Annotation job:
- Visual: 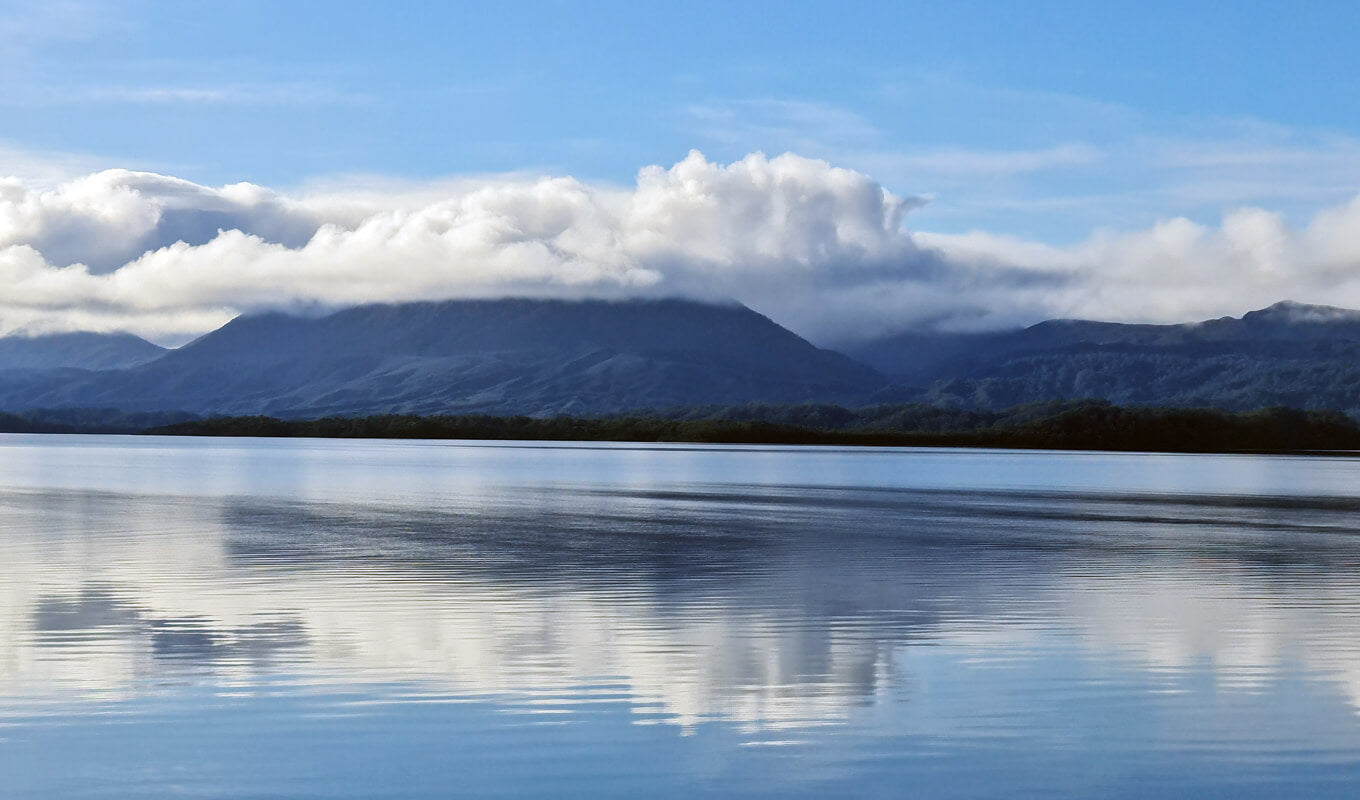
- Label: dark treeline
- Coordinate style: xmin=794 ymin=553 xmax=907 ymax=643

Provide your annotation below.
xmin=0 ymin=408 xmax=196 ymax=434
xmin=131 ymin=401 xmax=1360 ymax=454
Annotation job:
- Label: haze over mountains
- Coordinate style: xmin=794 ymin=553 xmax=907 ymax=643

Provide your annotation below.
xmin=0 ymin=333 xmax=166 ymax=372
xmin=2 ymin=298 xmax=1360 ymax=420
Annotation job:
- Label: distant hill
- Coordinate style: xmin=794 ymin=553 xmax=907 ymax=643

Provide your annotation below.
xmin=0 ymin=299 xmax=884 ymax=417
xmin=0 ymin=332 xmax=166 ymax=372
xmin=847 ymin=301 xmax=1360 ymax=414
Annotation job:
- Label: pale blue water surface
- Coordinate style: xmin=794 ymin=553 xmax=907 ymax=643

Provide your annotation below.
xmin=3 ymin=435 xmax=1360 ymax=798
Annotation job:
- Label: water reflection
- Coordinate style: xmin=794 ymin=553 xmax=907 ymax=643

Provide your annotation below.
xmin=4 ymin=482 xmax=1360 ymax=723
xmin=5 ymin=438 xmax=1360 ymax=796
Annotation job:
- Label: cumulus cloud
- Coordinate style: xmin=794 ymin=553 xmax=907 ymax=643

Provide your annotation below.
xmin=0 ymin=151 xmax=968 ymax=342
xmin=920 ymin=195 xmax=1360 ymax=328
xmin=4 ymin=149 xmax=1360 ymax=345
xmin=0 ymin=170 xmax=321 ymax=271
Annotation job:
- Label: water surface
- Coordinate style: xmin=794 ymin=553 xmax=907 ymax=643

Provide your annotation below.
xmin=3 ymin=435 xmax=1360 ymax=798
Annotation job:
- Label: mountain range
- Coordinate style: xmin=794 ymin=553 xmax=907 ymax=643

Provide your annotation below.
xmin=846 ymin=300 xmax=1360 ymax=415
xmin=2 ymin=298 xmax=1360 ymax=419
xmin=0 ymin=299 xmax=879 ymax=418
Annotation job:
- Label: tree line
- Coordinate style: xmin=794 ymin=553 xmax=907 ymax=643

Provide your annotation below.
xmin=135 ymin=402 xmax=1360 ymax=454
xmin=4 ymin=401 xmax=1357 ymax=454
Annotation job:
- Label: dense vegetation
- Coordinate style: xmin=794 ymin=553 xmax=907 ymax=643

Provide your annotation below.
xmin=125 ymin=401 xmax=1360 ymax=454
xmin=6 ymin=400 xmax=1356 ymax=454
xmin=0 ymin=408 xmax=196 ymax=434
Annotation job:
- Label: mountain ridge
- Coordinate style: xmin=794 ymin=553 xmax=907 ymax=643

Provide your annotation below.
xmin=0 ymin=298 xmax=883 ymax=417
xmin=5 ymin=299 xmax=1360 ymax=419
xmin=848 ymin=300 xmax=1360 ymax=415
xmin=0 ymin=332 xmax=167 ymax=372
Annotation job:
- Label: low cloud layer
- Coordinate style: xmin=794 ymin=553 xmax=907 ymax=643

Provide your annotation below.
xmin=3 ymin=150 xmax=1360 ymax=345
xmin=921 ymin=197 xmax=1360 ymax=329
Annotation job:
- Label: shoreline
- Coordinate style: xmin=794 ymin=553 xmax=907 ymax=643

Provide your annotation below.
xmin=6 ymin=402 xmax=1360 ymax=457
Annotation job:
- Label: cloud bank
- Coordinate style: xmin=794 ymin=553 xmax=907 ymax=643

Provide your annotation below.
xmin=3 ymin=150 xmax=1360 ymax=344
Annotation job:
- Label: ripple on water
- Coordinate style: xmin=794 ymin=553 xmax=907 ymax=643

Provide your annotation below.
xmin=3 ymin=437 xmax=1360 ymax=797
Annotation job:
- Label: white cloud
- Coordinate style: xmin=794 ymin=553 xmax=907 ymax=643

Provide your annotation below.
xmin=5 ymin=149 xmax=1360 ymax=346
xmin=0 ymin=151 xmax=947 ymax=342
xmin=920 ymin=194 xmax=1360 ymax=328
xmin=0 ymin=169 xmax=321 ymax=272
xmin=681 ymin=85 xmax=1360 ymax=245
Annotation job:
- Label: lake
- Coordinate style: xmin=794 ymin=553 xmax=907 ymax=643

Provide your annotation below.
xmin=3 ymin=435 xmax=1360 ymax=798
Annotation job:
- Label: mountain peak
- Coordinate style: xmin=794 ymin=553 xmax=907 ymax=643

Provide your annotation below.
xmin=0 ymin=331 xmax=167 ymax=371
xmin=1243 ymin=300 xmax=1360 ymax=325
xmin=0 ymin=297 xmax=883 ymax=417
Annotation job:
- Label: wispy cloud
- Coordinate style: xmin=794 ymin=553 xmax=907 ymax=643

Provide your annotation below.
xmin=0 ymin=3 xmax=364 ymax=112
xmin=3 ymin=82 xmax=373 ymax=108
xmin=688 ymin=99 xmax=1102 ymax=176
xmin=0 ymin=0 xmax=119 ymax=51
xmin=680 ymin=76 xmax=1360 ymax=242
xmin=861 ymin=143 xmax=1104 ymax=178
xmin=686 ymin=99 xmax=883 ymax=150
xmin=0 ymin=140 xmax=130 ymax=185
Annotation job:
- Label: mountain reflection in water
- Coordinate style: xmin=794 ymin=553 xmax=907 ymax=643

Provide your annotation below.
xmin=4 ymin=436 xmax=1360 ymax=798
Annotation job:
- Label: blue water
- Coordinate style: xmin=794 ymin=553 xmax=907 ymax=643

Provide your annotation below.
xmin=3 ymin=435 xmax=1360 ymax=798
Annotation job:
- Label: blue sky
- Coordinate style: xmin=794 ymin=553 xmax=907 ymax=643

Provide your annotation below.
xmin=6 ymin=0 xmax=1360 ymax=341
xmin=7 ymin=0 xmax=1360 ymax=241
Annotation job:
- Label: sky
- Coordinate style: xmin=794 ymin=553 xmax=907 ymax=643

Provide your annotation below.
xmin=5 ymin=0 xmax=1360 ymax=344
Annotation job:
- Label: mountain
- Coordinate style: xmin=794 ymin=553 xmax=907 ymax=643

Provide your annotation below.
xmin=0 ymin=299 xmax=884 ymax=417
xmin=11 ymin=299 xmax=1360 ymax=421
xmin=847 ymin=301 xmax=1360 ymax=414
xmin=0 ymin=332 xmax=166 ymax=372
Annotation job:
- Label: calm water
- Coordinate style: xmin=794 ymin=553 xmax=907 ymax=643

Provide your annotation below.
xmin=4 ymin=436 xmax=1360 ymax=798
